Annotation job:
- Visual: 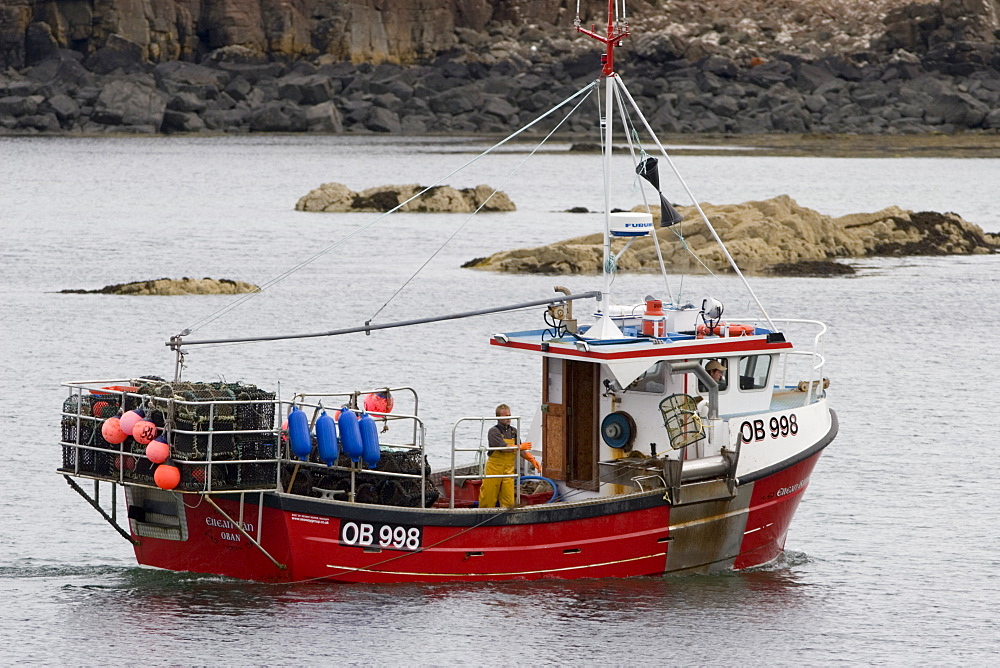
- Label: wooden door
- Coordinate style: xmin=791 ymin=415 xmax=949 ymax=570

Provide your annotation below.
xmin=542 ymin=357 xmax=566 ymax=480
xmin=542 ymin=357 xmax=599 ymax=490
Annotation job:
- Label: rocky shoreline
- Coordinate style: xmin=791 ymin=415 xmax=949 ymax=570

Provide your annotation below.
xmin=462 ymin=196 xmax=1000 ymax=276
xmin=2 ymin=0 xmax=1000 ymax=137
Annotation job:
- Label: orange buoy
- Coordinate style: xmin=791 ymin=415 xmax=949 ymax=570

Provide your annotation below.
xmin=132 ymin=420 xmax=158 ymax=445
xmin=154 ymin=462 xmax=181 ymax=490
xmin=92 ymin=401 xmax=112 ymax=419
xmin=101 ymin=417 xmax=129 ymax=444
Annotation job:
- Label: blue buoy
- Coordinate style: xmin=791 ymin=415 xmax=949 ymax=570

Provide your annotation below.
xmin=359 ymin=412 xmax=380 ymax=469
xmin=315 ymin=411 xmax=338 ymax=466
xmin=338 ymin=407 xmax=363 ymax=463
xmin=287 ymin=407 xmax=312 ymax=461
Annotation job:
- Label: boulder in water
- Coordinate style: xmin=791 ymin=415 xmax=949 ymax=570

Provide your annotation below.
xmin=295 ymin=183 xmax=515 ymax=213
xmin=60 ymin=277 xmax=260 ymax=295
xmin=465 ymin=195 xmax=998 ymax=275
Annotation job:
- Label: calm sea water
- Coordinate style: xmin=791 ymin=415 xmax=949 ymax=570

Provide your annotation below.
xmin=1 ymin=135 xmax=998 ymax=664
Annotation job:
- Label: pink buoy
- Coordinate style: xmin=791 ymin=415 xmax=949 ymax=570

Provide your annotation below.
xmin=145 ymin=436 xmax=170 ymax=464
xmin=132 ymin=420 xmax=158 ymax=445
xmin=154 ymin=462 xmax=181 ymax=490
xmin=101 ymin=417 xmax=129 ymax=444
xmin=119 ymin=409 xmax=145 ymax=436
xmin=363 ymin=392 xmax=394 ymax=414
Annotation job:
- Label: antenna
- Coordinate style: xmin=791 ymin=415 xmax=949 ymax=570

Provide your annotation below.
xmin=575 ymin=0 xmax=629 ymax=77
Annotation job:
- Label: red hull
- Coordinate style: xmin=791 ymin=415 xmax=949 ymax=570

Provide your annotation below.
xmin=131 ymin=452 xmax=823 ymax=583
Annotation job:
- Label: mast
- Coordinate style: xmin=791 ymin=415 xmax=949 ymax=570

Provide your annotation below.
xmin=576 ymin=1 xmax=629 ymax=327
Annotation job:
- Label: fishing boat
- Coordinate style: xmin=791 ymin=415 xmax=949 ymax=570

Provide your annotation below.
xmin=58 ymin=2 xmax=836 ymax=583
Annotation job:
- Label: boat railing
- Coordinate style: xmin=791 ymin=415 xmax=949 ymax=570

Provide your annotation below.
xmin=290 ymin=386 xmax=420 ymax=452
xmin=448 ymin=415 xmax=524 ymax=509
xmin=768 ymin=319 xmax=829 ymax=403
xmin=277 ymin=396 xmax=432 ymax=507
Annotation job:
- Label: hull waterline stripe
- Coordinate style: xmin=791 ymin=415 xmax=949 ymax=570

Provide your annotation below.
xmin=324 ymin=551 xmax=666 ymax=578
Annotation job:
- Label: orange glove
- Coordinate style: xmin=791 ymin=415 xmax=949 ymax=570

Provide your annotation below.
xmin=523 ymin=452 xmax=542 ymax=473
xmin=519 ymin=441 xmax=533 ymax=451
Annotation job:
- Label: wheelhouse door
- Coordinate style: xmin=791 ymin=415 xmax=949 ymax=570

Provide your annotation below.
xmin=542 ymin=357 xmax=599 ymax=491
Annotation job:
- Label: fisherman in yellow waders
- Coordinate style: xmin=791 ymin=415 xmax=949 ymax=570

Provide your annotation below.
xmin=479 ymin=404 xmax=542 ymax=508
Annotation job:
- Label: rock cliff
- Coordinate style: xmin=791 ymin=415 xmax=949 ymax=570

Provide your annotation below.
xmin=0 ymin=0 xmax=616 ymax=70
xmin=463 ymin=196 xmax=999 ymax=275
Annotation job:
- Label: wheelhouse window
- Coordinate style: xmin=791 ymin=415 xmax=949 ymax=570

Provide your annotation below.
xmin=698 ymin=359 xmax=728 ymax=393
xmin=626 ymin=361 xmax=667 ymax=394
xmin=738 ymin=354 xmax=773 ymax=391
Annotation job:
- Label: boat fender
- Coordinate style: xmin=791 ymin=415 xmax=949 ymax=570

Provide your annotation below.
xmin=359 ymin=412 xmax=381 ymax=468
xmin=101 ymin=414 xmax=129 ymax=445
xmin=315 ymin=411 xmax=339 ymax=466
xmin=145 ymin=435 xmax=170 ymax=464
xmin=338 ymin=407 xmax=364 ymax=463
xmin=696 ymin=323 xmax=754 ymax=338
xmin=119 ymin=409 xmax=145 ymax=436
xmin=287 ymin=407 xmax=312 ymax=461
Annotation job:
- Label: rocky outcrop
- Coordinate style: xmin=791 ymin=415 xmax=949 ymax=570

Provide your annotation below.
xmin=61 ymin=277 xmax=260 ymax=295
xmin=295 ymin=182 xmax=516 ymax=213
xmin=463 ymin=196 xmax=998 ymax=275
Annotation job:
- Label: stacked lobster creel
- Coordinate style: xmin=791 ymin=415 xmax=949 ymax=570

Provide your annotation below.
xmin=66 ymin=381 xmax=278 ymax=492
xmin=135 ymin=381 xmax=278 ymax=491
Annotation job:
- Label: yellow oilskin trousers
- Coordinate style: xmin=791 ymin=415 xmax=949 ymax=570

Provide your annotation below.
xmin=479 ymin=444 xmax=517 ymax=508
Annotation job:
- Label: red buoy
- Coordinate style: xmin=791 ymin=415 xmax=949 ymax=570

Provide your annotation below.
xmin=154 ymin=462 xmax=181 ymax=490
xmin=364 ymin=392 xmax=394 ymax=414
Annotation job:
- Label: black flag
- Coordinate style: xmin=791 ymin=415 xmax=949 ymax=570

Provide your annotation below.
xmin=636 ymin=157 xmax=683 ymax=227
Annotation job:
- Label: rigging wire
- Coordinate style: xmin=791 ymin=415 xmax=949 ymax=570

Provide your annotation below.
xmin=610 ymin=80 xmax=673 ymax=302
xmin=178 ymin=80 xmax=599 ymax=338
xmin=367 ymin=86 xmax=597 ymax=325
xmin=613 ymin=76 xmax=777 ymax=330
